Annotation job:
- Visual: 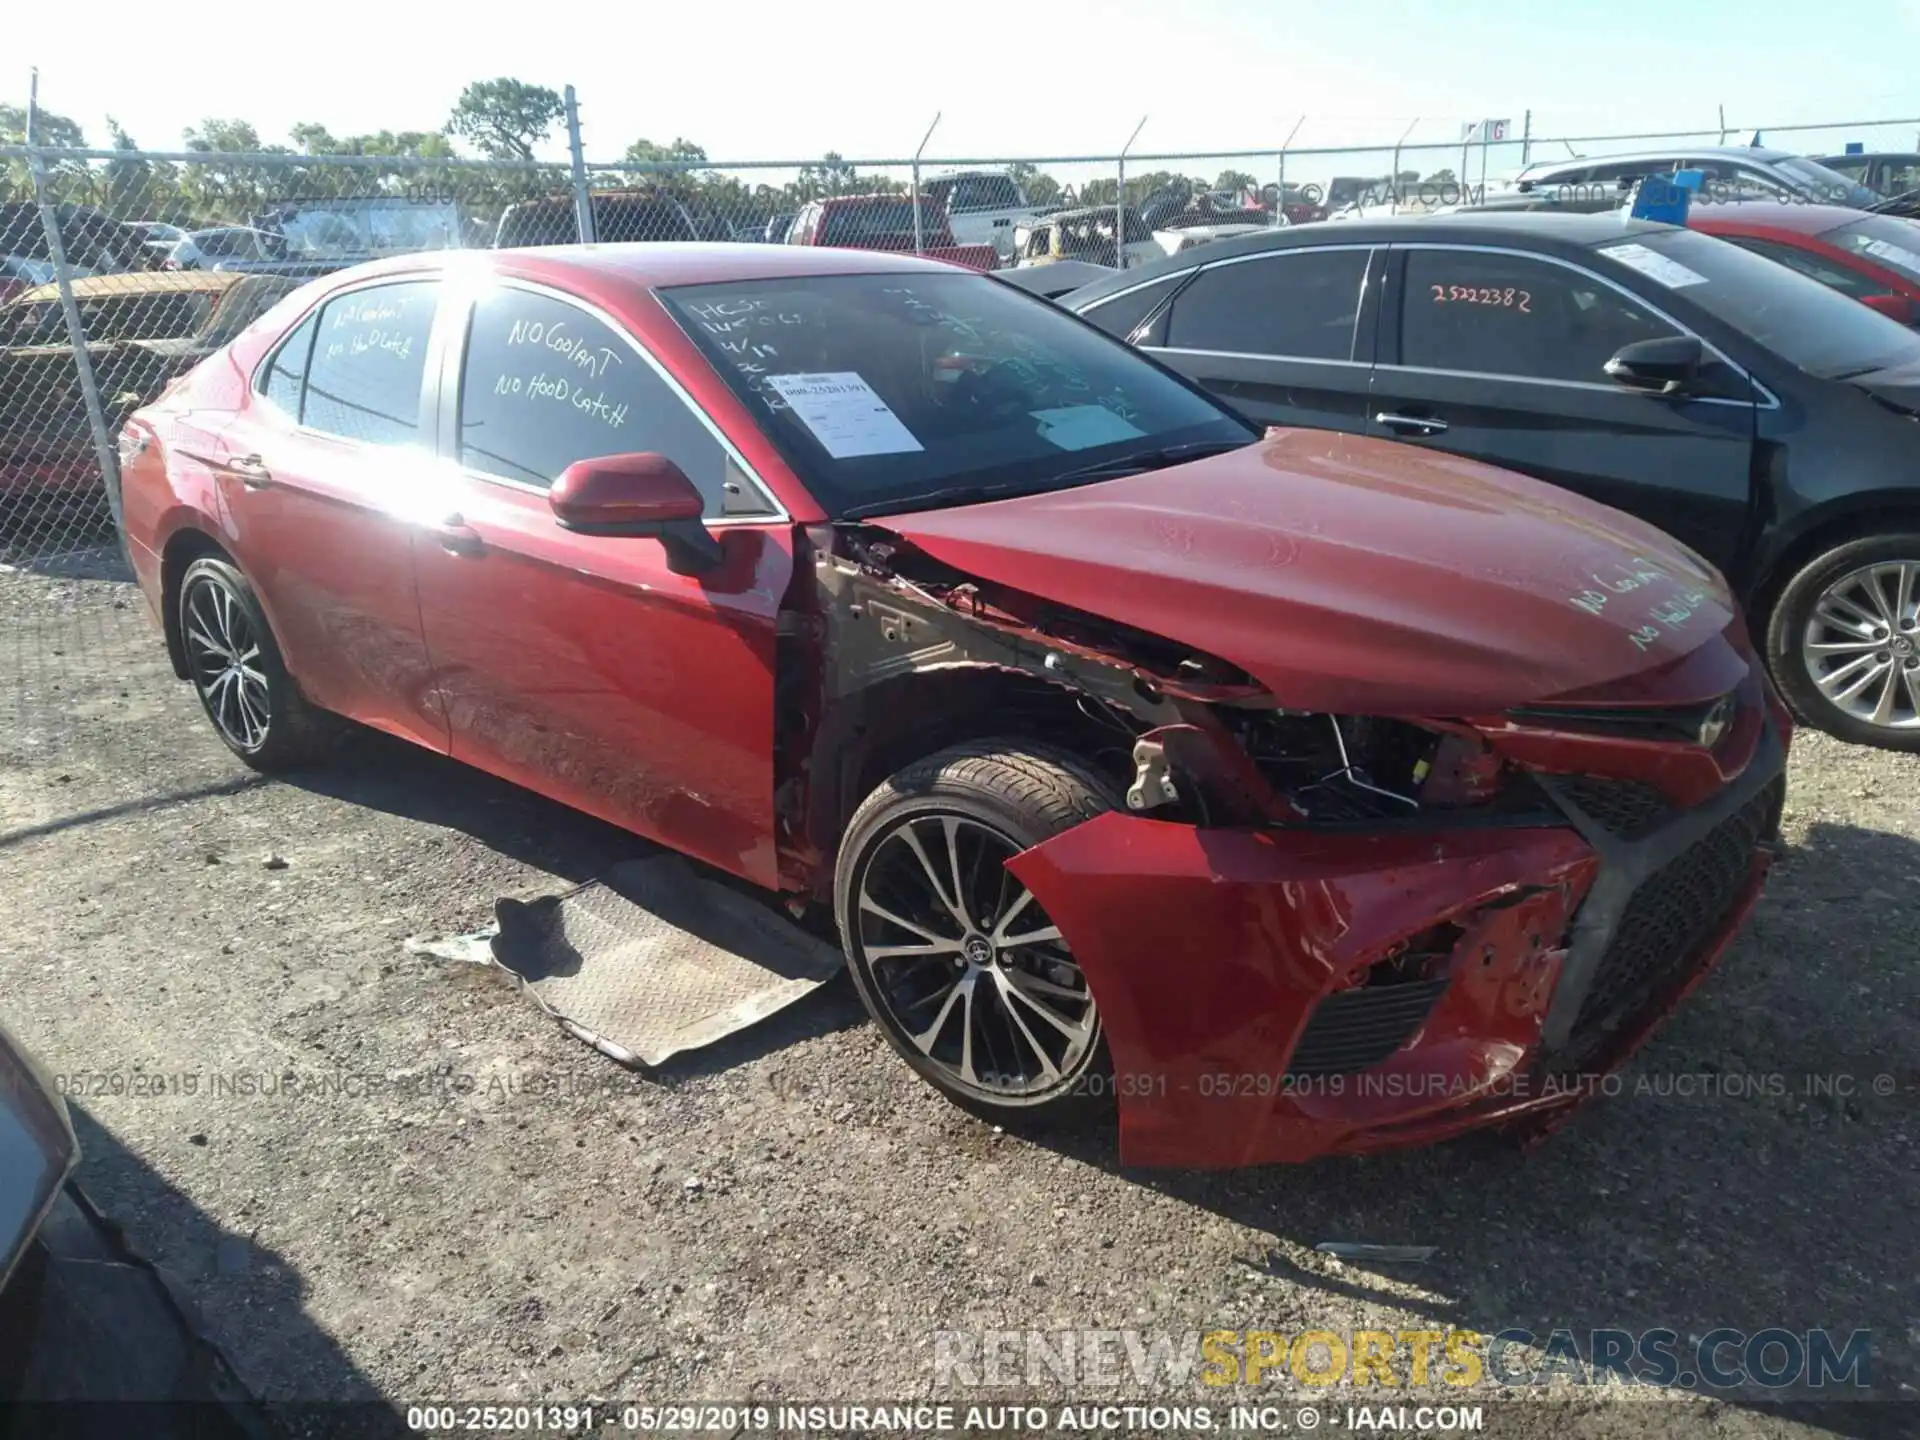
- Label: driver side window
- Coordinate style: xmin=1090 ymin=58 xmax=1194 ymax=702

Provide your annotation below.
xmin=456 ymin=287 xmax=774 ymax=518
xmin=1400 ymin=250 xmax=1679 ymax=384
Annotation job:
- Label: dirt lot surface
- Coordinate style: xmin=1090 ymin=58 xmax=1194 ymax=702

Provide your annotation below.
xmin=2 ymin=554 xmax=1915 ymax=1440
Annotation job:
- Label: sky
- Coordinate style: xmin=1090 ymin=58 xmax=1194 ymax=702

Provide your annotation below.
xmin=13 ymin=0 xmax=1920 ymax=188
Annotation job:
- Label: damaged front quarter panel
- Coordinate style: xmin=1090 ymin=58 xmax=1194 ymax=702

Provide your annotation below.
xmin=778 ymin=524 xmax=1288 ymax=892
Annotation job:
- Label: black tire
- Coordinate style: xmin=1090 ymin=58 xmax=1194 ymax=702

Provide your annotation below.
xmin=177 ymin=556 xmax=336 ymax=772
xmin=1764 ymin=530 xmax=1920 ymax=752
xmin=834 ymin=740 xmax=1121 ymax=1131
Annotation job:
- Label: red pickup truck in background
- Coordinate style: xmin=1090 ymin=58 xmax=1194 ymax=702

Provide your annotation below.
xmin=784 ymin=195 xmax=1000 ymax=271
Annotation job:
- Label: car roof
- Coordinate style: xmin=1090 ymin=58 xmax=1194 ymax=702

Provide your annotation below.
xmin=324 ymin=242 xmax=976 ymax=291
xmin=1521 ymin=145 xmax=1804 ymax=174
xmin=1686 ymin=201 xmax=1863 ymax=236
xmin=1817 ymin=151 xmax=1920 ymax=162
xmin=1060 ymin=211 xmax=1679 ymax=306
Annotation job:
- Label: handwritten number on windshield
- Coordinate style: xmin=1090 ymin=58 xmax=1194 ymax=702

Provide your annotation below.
xmin=1430 ymin=284 xmax=1531 ymax=313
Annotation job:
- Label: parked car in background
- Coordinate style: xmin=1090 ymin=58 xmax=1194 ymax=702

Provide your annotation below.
xmin=253 ymin=196 xmax=463 ymax=264
xmin=1065 ymin=213 xmax=1920 ymax=749
xmin=1687 ymin=202 xmax=1920 ymax=326
xmin=785 ymin=196 xmax=998 ymax=270
xmin=1497 ymin=146 xmax=1880 ymax=210
xmin=494 ymin=189 xmax=701 ymax=248
xmin=1011 ymin=206 xmax=1160 ymax=269
xmin=762 ymin=213 xmax=797 ymax=244
xmin=1151 ymin=219 xmax=1275 ymax=257
xmin=117 ymin=243 xmax=1786 ymax=1167
xmin=1817 ymin=151 xmax=1920 ymax=200
xmin=130 ymin=221 xmax=188 ymax=265
xmin=0 ymin=255 xmax=60 ymax=307
xmin=1269 ymin=182 xmax=1330 ymax=225
xmin=165 ymin=226 xmax=342 ymax=279
xmin=1 ymin=270 xmax=298 ymax=507
xmin=0 ymin=203 xmax=159 ymax=276
xmin=918 ymin=170 xmax=1045 ymax=265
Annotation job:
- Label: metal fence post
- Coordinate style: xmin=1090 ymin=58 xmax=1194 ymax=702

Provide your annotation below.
xmin=1277 ymin=115 xmax=1304 ymax=224
xmin=564 ymin=86 xmax=595 ymax=244
xmin=911 ymin=112 xmax=940 ymax=257
xmin=28 ymin=149 xmax=126 ymax=542
xmin=1117 ymin=116 xmax=1147 ymax=270
xmin=1521 ymin=109 xmax=1532 ymax=167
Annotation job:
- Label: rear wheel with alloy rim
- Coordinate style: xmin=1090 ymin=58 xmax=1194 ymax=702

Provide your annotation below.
xmin=1768 ymin=533 xmax=1920 ymax=752
xmin=178 ymin=556 xmax=336 ymax=771
xmin=834 ymin=742 xmax=1118 ymax=1128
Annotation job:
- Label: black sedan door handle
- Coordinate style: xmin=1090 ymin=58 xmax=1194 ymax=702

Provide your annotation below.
xmin=1374 ymin=412 xmax=1449 ymax=437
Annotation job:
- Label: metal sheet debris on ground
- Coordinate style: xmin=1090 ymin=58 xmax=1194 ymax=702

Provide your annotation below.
xmin=405 ymin=856 xmax=844 ymax=1067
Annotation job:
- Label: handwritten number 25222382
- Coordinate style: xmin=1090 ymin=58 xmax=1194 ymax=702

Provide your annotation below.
xmin=1431 ymin=284 xmax=1531 ymax=313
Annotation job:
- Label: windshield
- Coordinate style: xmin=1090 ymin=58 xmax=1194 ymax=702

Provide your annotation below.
xmin=662 ymin=271 xmax=1255 ymax=519
xmin=1769 ymin=155 xmax=1880 ymax=208
xmin=1821 ymin=215 xmax=1920 ymax=286
xmin=270 ymin=203 xmax=461 ymax=258
xmin=1629 ymin=229 xmax=1920 ymax=378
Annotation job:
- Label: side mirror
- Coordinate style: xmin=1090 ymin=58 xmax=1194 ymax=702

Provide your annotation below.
xmin=548 ymin=452 xmax=722 ymax=574
xmin=1860 ymin=292 xmax=1919 ymax=326
xmin=1604 ymin=335 xmax=1705 ymax=395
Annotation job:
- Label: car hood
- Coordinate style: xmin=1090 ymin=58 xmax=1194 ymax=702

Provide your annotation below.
xmin=875 ymin=429 xmax=1740 ymax=714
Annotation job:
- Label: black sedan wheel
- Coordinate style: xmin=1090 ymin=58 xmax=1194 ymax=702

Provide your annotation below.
xmin=834 ymin=742 xmax=1119 ymax=1128
xmin=1768 ymin=532 xmax=1920 ymax=751
xmin=178 ymin=556 xmax=335 ymax=771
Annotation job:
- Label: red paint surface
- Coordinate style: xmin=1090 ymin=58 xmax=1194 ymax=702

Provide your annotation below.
xmin=880 ymin=427 xmax=1740 ymax=714
xmin=1689 ymin=202 xmax=1920 ymax=308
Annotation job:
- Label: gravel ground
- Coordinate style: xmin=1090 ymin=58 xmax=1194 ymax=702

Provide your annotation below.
xmin=1 ymin=553 xmax=1915 ymax=1440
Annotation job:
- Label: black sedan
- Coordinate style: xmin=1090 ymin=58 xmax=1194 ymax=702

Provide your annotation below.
xmin=1064 ymin=213 xmax=1920 ymax=751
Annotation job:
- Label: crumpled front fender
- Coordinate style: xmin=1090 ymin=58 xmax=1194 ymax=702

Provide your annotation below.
xmin=1005 ymin=816 xmax=1598 ymax=1168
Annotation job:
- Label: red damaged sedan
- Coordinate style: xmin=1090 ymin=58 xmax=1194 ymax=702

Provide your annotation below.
xmin=117 ymin=245 xmax=1789 ymax=1169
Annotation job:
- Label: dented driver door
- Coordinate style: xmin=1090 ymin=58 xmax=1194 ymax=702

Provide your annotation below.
xmin=410 ymin=281 xmax=793 ymax=889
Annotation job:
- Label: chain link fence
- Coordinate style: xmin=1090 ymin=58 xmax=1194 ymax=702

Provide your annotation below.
xmin=3 ymin=107 xmax=1919 ymax=751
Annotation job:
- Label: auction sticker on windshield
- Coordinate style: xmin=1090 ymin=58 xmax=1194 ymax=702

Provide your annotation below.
xmin=1030 ymin=405 xmax=1145 ymax=451
xmin=1600 ymin=243 xmax=1708 ymax=289
xmin=763 ymin=372 xmax=924 ymax=459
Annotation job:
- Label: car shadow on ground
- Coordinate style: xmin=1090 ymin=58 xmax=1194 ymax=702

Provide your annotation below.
xmin=9 ymin=1105 xmax=406 ymax=1439
xmin=1028 ymin=818 xmax=1920 ymax=1439
xmin=285 ymin=727 xmax=871 ymax=1077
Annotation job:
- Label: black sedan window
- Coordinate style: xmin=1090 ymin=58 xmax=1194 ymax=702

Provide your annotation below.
xmin=1626 ymin=229 xmax=1920 ymax=378
xmin=1399 ymin=249 xmax=1676 ymax=384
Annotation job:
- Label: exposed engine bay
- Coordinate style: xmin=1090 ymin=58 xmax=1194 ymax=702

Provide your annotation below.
xmin=790 ymin=524 xmax=1540 ymax=872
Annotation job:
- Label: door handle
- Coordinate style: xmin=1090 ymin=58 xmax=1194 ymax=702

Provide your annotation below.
xmin=429 ymin=513 xmax=484 ymax=557
xmin=226 ymin=453 xmax=276 ymax=490
xmin=1373 ymin=412 xmax=1449 ymax=437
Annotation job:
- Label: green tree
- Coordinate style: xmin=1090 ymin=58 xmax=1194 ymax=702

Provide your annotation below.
xmin=1 ymin=101 xmax=85 ymax=148
xmin=447 ymin=78 xmax=563 ymax=161
xmin=1006 ymin=161 xmax=1063 ymax=207
xmin=1214 ymin=168 xmax=1258 ymax=195
xmin=104 ymin=116 xmax=180 ymax=222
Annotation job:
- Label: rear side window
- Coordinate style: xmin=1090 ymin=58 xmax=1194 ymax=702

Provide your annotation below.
xmin=1164 ymin=249 xmax=1369 ymax=360
xmin=1399 ymin=249 xmax=1675 ymax=384
xmin=456 ymin=286 xmax=765 ymax=515
xmin=302 ymin=281 xmax=438 ymax=445
xmin=261 ymin=310 xmax=318 ymax=413
xmin=1078 ymin=274 xmax=1183 ymax=341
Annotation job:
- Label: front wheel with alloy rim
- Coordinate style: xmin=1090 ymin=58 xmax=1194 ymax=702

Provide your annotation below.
xmin=834 ymin=742 xmax=1119 ymax=1129
xmin=1767 ymin=532 xmax=1920 ymax=752
xmin=178 ymin=556 xmax=336 ymax=771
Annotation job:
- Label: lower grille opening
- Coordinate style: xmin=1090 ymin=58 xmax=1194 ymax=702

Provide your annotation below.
xmin=1559 ymin=775 xmax=1784 ymax=1067
xmin=1554 ymin=776 xmax=1672 ymax=839
xmin=1285 ymin=979 xmax=1450 ymax=1079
